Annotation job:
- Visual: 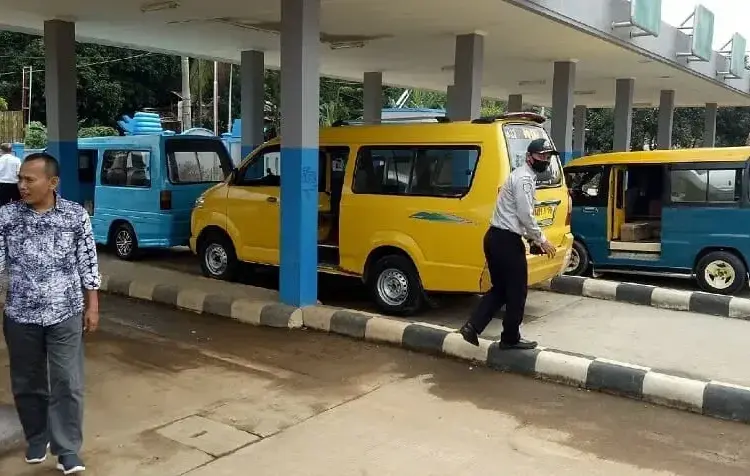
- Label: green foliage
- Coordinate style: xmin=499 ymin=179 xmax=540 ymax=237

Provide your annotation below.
xmin=78 ymin=126 xmax=118 ymax=138
xmin=0 ymin=97 xmax=7 ymax=111
xmin=24 ymin=121 xmax=47 ymax=149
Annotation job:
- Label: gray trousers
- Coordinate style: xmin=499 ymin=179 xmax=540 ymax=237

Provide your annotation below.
xmin=3 ymin=314 xmax=84 ymax=456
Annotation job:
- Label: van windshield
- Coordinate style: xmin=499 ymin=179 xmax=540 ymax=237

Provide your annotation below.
xmin=502 ymin=123 xmax=563 ymax=189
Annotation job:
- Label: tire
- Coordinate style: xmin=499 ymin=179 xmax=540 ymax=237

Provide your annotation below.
xmin=112 ymin=223 xmax=139 ymax=260
xmin=565 ymin=240 xmax=591 ymax=276
xmin=695 ymin=251 xmax=748 ymax=295
xmin=199 ymin=234 xmax=238 ymax=281
xmin=367 ymin=254 xmax=425 ymax=316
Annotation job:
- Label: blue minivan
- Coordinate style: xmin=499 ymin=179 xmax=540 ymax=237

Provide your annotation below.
xmin=564 ymin=147 xmax=750 ymax=295
xmin=78 ymin=134 xmax=233 ymax=259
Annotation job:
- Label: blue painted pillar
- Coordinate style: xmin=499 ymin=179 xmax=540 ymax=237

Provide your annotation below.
xmin=44 ymin=20 xmax=79 ymax=203
xmin=551 ymin=61 xmax=576 ymax=165
xmin=451 ymin=34 xmax=484 ymax=187
xmin=279 ymin=0 xmax=320 ymax=307
xmin=241 ymin=50 xmax=265 ymax=177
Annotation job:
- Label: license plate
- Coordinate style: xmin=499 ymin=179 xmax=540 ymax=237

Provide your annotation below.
xmin=534 ymin=205 xmax=556 ymax=227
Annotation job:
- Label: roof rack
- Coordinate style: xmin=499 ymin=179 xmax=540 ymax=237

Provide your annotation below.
xmin=471 ymin=111 xmax=547 ymax=125
xmin=331 ymin=116 xmax=451 ymax=127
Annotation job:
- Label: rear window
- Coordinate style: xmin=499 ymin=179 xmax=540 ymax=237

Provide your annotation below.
xmin=502 ymin=123 xmax=563 ymax=189
xmin=165 ymin=138 xmax=232 ymax=184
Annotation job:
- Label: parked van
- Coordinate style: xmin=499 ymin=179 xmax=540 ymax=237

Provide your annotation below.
xmin=564 ymin=147 xmax=750 ymax=294
xmin=190 ymin=112 xmax=574 ymax=315
xmin=79 ymin=134 xmax=233 ymax=259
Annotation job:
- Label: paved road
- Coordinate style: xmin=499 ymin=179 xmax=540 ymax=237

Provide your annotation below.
xmin=1 ymin=294 xmax=749 ymax=475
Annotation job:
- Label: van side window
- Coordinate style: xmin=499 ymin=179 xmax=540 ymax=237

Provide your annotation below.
xmin=565 ymin=166 xmax=608 ymax=207
xmin=100 ymin=150 xmax=151 ymax=188
xmin=238 ymin=146 xmax=330 ymax=191
xmin=352 ymin=146 xmax=480 ymax=197
xmin=670 ymin=168 xmax=743 ymax=204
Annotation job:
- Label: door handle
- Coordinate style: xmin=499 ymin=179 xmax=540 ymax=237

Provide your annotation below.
xmin=582 ymin=207 xmax=598 ymax=214
xmin=266 ymin=196 xmax=278 ymax=204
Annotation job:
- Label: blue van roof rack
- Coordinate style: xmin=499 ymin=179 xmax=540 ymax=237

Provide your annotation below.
xmin=331 ymin=116 xmax=451 ymax=127
xmin=472 ymin=112 xmax=547 ymax=124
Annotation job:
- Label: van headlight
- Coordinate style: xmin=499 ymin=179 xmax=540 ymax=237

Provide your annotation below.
xmin=195 ymin=196 xmax=205 ymax=208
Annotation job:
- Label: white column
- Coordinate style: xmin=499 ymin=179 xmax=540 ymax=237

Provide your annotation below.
xmin=452 ymin=33 xmax=484 ymax=120
xmin=613 ymin=78 xmax=635 ymax=152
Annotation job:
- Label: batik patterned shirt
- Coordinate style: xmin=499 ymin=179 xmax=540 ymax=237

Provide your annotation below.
xmin=0 ymin=197 xmax=101 ymax=326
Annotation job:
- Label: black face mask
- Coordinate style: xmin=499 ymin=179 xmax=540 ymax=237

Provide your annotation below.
xmin=530 ymin=159 xmax=550 ymax=174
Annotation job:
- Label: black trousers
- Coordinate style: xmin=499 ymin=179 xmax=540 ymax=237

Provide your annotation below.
xmin=0 ymin=182 xmax=19 ymax=206
xmin=468 ymin=227 xmax=528 ymax=344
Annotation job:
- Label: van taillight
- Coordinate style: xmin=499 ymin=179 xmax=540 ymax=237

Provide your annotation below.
xmin=565 ymin=194 xmax=572 ymax=226
xmin=160 ymin=190 xmax=172 ymax=210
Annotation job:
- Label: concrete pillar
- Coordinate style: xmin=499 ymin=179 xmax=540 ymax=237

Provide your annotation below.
xmin=704 ymin=102 xmax=718 ymax=148
xmin=446 ymin=85 xmax=456 ymax=119
xmin=44 ymin=20 xmax=78 ymax=203
xmin=363 ymin=72 xmax=382 ymax=124
xmin=573 ymin=105 xmax=587 ymax=159
xmin=551 ymin=61 xmax=576 ymax=164
xmin=452 ymin=33 xmax=484 ymax=120
xmin=657 ymin=90 xmax=675 ymax=150
xmin=507 ymin=94 xmax=523 ymax=113
xmin=280 ymin=0 xmax=320 ymax=307
xmin=613 ymin=78 xmax=635 ymax=152
xmin=241 ymin=50 xmax=265 ymax=159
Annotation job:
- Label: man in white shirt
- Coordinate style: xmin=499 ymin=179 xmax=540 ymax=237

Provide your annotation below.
xmin=0 ymin=143 xmax=21 ymax=205
xmin=459 ymin=138 xmax=557 ymax=350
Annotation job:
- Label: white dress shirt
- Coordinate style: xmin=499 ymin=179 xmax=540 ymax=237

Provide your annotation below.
xmin=0 ymin=153 xmax=21 ymax=184
xmin=490 ymin=162 xmax=547 ymax=245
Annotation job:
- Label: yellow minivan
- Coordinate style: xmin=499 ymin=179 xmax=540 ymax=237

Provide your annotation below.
xmin=190 ymin=112 xmax=574 ymax=315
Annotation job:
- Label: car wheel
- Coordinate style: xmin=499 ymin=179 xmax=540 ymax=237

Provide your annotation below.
xmin=199 ymin=234 xmax=238 ymax=281
xmin=113 ymin=223 xmax=138 ymax=260
xmin=696 ymin=251 xmax=748 ymax=295
xmin=565 ymin=240 xmax=591 ymax=276
xmin=367 ymin=254 xmax=425 ymax=316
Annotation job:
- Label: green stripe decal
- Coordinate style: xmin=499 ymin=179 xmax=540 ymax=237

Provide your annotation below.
xmin=409 ymin=211 xmax=473 ymax=224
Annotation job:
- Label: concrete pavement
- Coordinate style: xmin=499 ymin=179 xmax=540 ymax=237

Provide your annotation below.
xmin=2 ymin=294 xmax=750 ymax=475
xmin=93 ymin=251 xmax=750 ymax=423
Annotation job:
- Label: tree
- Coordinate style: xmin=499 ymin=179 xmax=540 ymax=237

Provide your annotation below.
xmin=24 ymin=121 xmax=46 ymax=148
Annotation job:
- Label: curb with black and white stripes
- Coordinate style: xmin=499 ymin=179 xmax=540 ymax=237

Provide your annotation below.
xmin=535 ymin=275 xmax=750 ymax=319
xmin=93 ymin=273 xmax=750 ymax=426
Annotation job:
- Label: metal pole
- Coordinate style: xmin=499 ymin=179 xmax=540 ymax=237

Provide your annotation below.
xmin=180 ymin=56 xmax=192 ymax=130
xmin=213 ymin=61 xmax=219 ymax=135
xmin=227 ymin=63 xmax=233 ymax=133
xmin=28 ymin=67 xmax=33 ymax=126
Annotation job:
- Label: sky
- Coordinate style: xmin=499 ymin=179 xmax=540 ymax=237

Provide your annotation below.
xmin=661 ymin=0 xmax=750 ymax=49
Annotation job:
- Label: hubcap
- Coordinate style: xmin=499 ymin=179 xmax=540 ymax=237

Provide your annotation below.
xmin=376 ymin=268 xmax=410 ymax=307
xmin=566 ymin=247 xmax=581 ymax=274
xmin=115 ymin=230 xmax=133 ymax=257
xmin=205 ymin=243 xmax=228 ymax=276
xmin=704 ymin=260 xmax=736 ymax=291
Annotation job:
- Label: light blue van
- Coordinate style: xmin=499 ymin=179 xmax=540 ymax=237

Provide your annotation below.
xmin=78 ymin=133 xmax=233 ymax=259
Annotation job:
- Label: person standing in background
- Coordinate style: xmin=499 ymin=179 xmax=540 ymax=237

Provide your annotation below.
xmin=0 ymin=143 xmax=21 ymax=205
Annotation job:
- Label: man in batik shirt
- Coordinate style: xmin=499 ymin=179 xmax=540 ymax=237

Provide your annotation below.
xmin=0 ymin=152 xmax=100 ymax=474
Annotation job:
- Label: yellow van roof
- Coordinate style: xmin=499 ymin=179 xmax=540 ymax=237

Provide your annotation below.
xmin=567 ymin=147 xmax=750 ymax=167
xmin=263 ymin=117 xmax=548 ymax=146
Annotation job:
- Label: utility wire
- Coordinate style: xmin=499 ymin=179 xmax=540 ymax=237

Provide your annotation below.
xmin=0 ymin=52 xmax=155 ymax=77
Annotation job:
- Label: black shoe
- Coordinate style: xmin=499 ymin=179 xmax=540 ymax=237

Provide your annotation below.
xmin=498 ymin=339 xmax=538 ymax=350
xmin=25 ymin=442 xmax=49 ymax=464
xmin=458 ymin=323 xmax=479 ymax=346
xmin=57 ymin=454 xmax=86 ymax=474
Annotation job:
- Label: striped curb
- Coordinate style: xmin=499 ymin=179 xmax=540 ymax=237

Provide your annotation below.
xmin=0 ymin=404 xmax=23 ymax=456
xmin=535 ymin=275 xmax=750 ymax=320
xmin=99 ymin=273 xmax=750 ymax=425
